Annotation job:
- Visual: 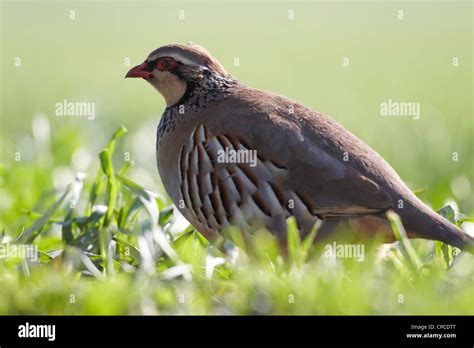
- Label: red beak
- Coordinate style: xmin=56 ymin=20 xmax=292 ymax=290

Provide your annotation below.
xmin=125 ymin=62 xmax=153 ymax=79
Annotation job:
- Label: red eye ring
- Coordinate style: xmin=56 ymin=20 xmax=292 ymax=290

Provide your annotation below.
xmin=156 ymin=57 xmax=177 ymax=71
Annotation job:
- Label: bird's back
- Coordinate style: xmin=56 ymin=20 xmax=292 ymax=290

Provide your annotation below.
xmin=156 ymin=83 xmax=406 ymax=240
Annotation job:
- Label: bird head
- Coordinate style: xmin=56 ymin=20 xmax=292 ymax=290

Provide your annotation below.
xmin=126 ymin=43 xmax=232 ymax=107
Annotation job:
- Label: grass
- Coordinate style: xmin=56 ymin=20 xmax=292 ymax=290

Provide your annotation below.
xmin=0 ymin=126 xmax=473 ymax=315
xmin=0 ymin=0 xmax=473 ymax=315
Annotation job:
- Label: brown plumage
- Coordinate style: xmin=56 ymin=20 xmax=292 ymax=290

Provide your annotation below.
xmin=126 ymin=43 xmax=474 ymax=252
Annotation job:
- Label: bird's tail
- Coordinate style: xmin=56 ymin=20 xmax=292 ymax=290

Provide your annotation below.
xmin=399 ymin=199 xmax=474 ymax=253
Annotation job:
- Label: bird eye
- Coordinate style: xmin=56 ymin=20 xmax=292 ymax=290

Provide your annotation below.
xmin=157 ymin=57 xmax=177 ymax=71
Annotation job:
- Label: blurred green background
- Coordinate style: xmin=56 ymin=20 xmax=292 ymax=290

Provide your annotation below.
xmin=0 ymin=1 xmax=473 ymax=315
xmin=2 ymin=1 xmax=473 ymax=224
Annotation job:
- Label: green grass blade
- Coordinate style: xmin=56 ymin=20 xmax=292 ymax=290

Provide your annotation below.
xmin=99 ymin=149 xmax=117 ymax=226
xmin=85 ymin=168 xmax=103 ymax=216
xmin=18 ymin=185 xmax=71 ymax=244
xmin=438 ymin=205 xmax=456 ymax=224
xmin=62 ymin=211 xmax=74 ymax=244
xmin=301 ymin=220 xmax=321 ymax=262
xmin=286 ymin=216 xmax=301 ymax=264
xmin=386 ymin=210 xmax=422 ymax=271
xmin=106 ymin=125 xmax=128 ymax=156
xmin=98 ymin=227 xmax=113 ymax=275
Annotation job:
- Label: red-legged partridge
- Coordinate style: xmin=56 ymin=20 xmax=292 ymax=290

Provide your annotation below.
xmin=126 ymin=43 xmax=473 ymax=251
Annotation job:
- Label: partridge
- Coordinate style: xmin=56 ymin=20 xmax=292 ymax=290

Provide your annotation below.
xmin=126 ymin=43 xmax=474 ymax=251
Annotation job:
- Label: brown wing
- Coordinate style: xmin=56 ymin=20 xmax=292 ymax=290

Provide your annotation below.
xmin=171 ymin=84 xmax=401 ymax=241
xmin=177 ymin=117 xmax=392 ymax=240
xmin=200 ymin=108 xmax=393 ymax=216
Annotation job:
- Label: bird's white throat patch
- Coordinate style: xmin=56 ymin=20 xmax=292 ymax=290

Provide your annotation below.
xmin=149 ymin=70 xmax=187 ymax=107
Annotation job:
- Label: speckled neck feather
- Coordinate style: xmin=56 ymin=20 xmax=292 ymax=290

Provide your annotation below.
xmin=156 ymin=71 xmax=237 ymax=147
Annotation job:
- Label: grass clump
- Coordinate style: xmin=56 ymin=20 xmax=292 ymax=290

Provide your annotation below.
xmin=0 ymin=127 xmax=473 ymax=315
